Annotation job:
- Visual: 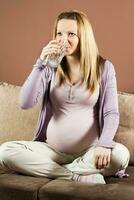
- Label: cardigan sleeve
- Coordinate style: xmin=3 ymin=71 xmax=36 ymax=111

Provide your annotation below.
xmin=96 ymin=60 xmax=119 ymax=148
xmin=19 ymin=58 xmax=52 ymax=109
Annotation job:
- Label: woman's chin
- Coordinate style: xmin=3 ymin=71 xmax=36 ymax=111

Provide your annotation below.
xmin=64 ymin=50 xmax=74 ymax=56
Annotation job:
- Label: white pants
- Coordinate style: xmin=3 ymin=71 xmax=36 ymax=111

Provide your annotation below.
xmin=0 ymin=141 xmax=130 ymax=179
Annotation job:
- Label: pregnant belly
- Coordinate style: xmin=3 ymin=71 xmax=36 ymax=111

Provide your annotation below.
xmin=46 ymin=112 xmax=99 ymax=154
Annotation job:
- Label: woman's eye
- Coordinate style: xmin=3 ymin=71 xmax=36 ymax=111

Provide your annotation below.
xmin=68 ymin=32 xmax=76 ymax=37
xmin=56 ymin=32 xmax=62 ymax=36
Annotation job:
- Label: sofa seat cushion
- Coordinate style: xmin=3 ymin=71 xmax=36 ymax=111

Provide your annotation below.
xmin=0 ymin=173 xmax=51 ymax=200
xmin=115 ymin=126 xmax=134 ymax=165
xmin=106 ymin=166 xmax=134 ymax=184
xmin=39 ymin=177 xmax=134 ymax=200
xmin=0 ymin=169 xmax=133 ymax=200
xmin=38 ymin=166 xmax=134 ymax=200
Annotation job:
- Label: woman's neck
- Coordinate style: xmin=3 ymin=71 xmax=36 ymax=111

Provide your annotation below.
xmin=65 ymin=55 xmax=82 ymax=85
xmin=66 ymin=55 xmax=80 ymax=72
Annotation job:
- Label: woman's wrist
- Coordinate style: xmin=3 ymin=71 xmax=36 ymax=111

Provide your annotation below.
xmin=33 ymin=58 xmax=47 ymax=69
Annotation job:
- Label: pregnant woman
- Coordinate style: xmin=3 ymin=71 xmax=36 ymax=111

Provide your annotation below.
xmin=0 ymin=10 xmax=130 ymax=184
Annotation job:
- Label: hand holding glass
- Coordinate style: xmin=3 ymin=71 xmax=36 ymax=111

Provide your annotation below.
xmin=40 ymin=40 xmax=67 ymax=68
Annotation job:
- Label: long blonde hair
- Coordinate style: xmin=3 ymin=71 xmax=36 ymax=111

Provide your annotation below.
xmin=53 ymin=10 xmax=103 ymax=95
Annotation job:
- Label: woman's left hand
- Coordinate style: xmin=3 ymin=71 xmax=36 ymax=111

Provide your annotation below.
xmin=94 ymin=147 xmax=111 ymax=169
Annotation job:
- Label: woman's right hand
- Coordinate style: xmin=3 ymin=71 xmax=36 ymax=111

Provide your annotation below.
xmin=39 ymin=40 xmax=63 ymax=61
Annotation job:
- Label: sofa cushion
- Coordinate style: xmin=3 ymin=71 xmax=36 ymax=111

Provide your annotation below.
xmin=115 ymin=126 xmax=134 ymax=165
xmin=0 ymin=167 xmax=134 ymax=200
xmin=39 ymin=183 xmax=134 ymax=200
xmin=0 ymin=173 xmax=51 ymax=200
xmin=118 ymin=92 xmax=134 ymax=129
xmin=0 ymin=82 xmax=41 ymax=144
xmin=106 ymin=166 xmax=134 ymax=184
xmin=39 ymin=171 xmax=134 ymax=200
xmin=115 ymin=92 xmax=134 ymax=165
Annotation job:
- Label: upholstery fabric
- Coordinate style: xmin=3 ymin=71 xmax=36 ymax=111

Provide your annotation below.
xmin=0 ymin=82 xmax=41 ymax=144
xmin=0 ymin=173 xmax=51 ymax=200
xmin=118 ymin=92 xmax=134 ymax=129
xmin=39 ymin=166 xmax=134 ymax=200
xmin=0 ymin=167 xmax=134 ymax=200
xmin=115 ymin=92 xmax=134 ymax=165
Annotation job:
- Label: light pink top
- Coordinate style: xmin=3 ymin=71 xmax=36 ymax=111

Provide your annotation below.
xmin=46 ymin=75 xmax=100 ymax=154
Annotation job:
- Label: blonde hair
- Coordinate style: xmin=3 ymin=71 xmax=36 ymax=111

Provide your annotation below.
xmin=53 ymin=10 xmax=103 ymax=95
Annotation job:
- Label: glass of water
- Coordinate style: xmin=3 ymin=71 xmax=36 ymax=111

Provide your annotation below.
xmin=46 ymin=41 xmax=67 ymax=68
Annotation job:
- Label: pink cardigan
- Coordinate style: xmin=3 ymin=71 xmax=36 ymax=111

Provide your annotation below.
xmin=19 ymin=58 xmax=119 ymax=149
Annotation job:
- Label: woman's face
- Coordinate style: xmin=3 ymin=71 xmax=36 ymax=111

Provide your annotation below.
xmin=55 ymin=19 xmax=79 ymax=56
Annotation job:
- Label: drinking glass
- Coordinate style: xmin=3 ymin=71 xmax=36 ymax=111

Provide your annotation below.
xmin=46 ymin=41 xmax=67 ymax=68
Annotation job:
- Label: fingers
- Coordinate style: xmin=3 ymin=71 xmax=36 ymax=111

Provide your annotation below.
xmin=95 ymin=155 xmax=104 ymax=169
xmin=107 ymin=153 xmax=111 ymax=166
xmin=102 ymin=155 xmax=108 ymax=167
xmin=95 ymin=154 xmax=99 ymax=168
xmin=43 ymin=46 xmax=61 ymax=56
xmin=95 ymin=152 xmax=111 ymax=169
xmin=48 ymin=40 xmax=63 ymax=51
xmin=40 ymin=40 xmax=64 ymax=60
xmin=95 ymin=155 xmax=108 ymax=169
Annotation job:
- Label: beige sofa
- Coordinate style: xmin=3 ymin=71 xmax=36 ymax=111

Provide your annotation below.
xmin=0 ymin=81 xmax=134 ymax=200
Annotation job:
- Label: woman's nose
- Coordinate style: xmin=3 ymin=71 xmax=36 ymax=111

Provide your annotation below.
xmin=58 ymin=36 xmax=68 ymax=45
xmin=63 ymin=33 xmax=68 ymax=40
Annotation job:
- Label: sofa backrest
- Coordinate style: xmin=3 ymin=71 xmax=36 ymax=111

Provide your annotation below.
xmin=0 ymin=82 xmax=134 ymax=164
xmin=0 ymin=82 xmax=41 ymax=144
xmin=115 ymin=92 xmax=134 ymax=165
xmin=118 ymin=92 xmax=134 ymax=129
